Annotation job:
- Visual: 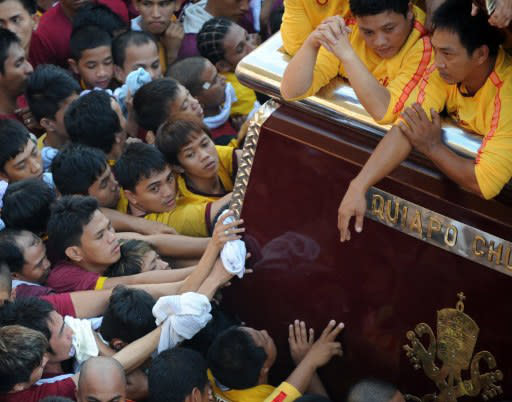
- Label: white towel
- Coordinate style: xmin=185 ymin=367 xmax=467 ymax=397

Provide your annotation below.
xmin=113 ymin=67 xmax=152 ymax=115
xmin=203 ymin=83 xmax=237 ymax=130
xmin=153 ymin=292 xmax=212 ymax=353
xmin=219 ymin=210 xmax=247 ymax=278
xmin=64 ymin=316 xmax=99 ymax=364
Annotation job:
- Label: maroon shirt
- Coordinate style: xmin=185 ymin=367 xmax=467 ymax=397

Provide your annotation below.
xmin=46 ymin=261 xmax=101 ymax=293
xmin=0 ymin=377 xmax=76 ymax=402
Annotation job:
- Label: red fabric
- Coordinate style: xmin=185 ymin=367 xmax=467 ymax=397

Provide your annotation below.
xmin=210 ymin=120 xmax=237 ymax=146
xmin=0 ymin=377 xmax=76 ymax=402
xmin=40 ymin=292 xmax=77 ymax=317
xmin=0 ymin=96 xmax=28 ymax=123
xmin=14 ymin=283 xmax=54 ymax=298
xmin=30 ymin=0 xmax=128 ymax=68
xmin=46 ymin=261 xmax=100 ymax=292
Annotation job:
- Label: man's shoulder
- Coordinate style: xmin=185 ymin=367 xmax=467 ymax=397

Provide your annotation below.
xmin=37 ymin=4 xmax=67 ymax=32
xmin=0 ymin=376 xmax=75 ymax=402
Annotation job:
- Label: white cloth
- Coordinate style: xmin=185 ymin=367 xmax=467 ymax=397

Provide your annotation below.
xmin=41 ymin=146 xmax=58 ymax=171
xmin=183 ymin=0 xmax=212 ymax=34
xmin=11 ymin=279 xmax=42 ymax=289
xmin=113 ymin=68 xmax=152 ymax=115
xmin=203 ymin=83 xmax=237 ymax=130
xmin=64 ymin=316 xmax=99 ymax=364
xmin=153 ymin=292 xmax=212 ymax=353
xmin=131 ymin=15 xmax=142 ymax=31
xmin=219 ymin=210 xmax=247 ymax=278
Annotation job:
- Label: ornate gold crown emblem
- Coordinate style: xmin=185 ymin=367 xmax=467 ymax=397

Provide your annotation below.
xmin=403 ymin=293 xmax=503 ymax=402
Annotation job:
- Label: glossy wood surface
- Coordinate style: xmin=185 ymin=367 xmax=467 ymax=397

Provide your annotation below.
xmin=222 ymin=104 xmax=512 ymax=400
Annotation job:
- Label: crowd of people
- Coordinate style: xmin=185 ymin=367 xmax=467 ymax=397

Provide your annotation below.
xmin=0 ymin=0 xmax=510 ymax=400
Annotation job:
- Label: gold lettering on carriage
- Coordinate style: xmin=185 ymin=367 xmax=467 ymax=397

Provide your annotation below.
xmin=366 ymin=188 xmax=512 ymax=275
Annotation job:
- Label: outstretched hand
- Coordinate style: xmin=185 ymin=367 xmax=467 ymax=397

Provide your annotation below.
xmin=289 ymin=320 xmax=315 ymax=365
xmin=211 ymin=211 xmax=245 ymax=250
xmin=473 ymin=0 xmax=512 ymax=28
xmin=338 ymin=182 xmax=367 ymax=242
xmin=303 ymin=320 xmax=344 ymax=368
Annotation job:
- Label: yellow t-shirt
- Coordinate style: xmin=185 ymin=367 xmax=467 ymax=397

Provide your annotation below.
xmin=402 ymin=48 xmax=512 ymax=200
xmin=37 ymin=133 xmax=47 ymax=150
xmin=115 ymin=146 xmax=236 ymax=237
xmin=208 ymin=370 xmax=301 ymax=402
xmin=295 ymin=6 xmax=431 ymax=125
xmin=281 ymin=0 xmax=350 ymax=56
xmin=223 ymin=72 xmax=258 ymax=117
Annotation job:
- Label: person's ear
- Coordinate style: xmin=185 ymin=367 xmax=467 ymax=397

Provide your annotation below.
xmin=0 ymin=171 xmax=9 ymax=182
xmin=172 ymin=164 xmax=184 ymax=174
xmin=215 ymin=60 xmax=231 ymax=73
xmin=133 ymin=0 xmax=141 ymax=12
xmin=40 ymin=117 xmax=56 ymax=134
xmin=65 ymin=245 xmax=83 ymax=263
xmin=110 ymin=338 xmax=127 ymax=351
xmin=123 ymin=189 xmax=138 ymax=206
xmin=68 ymin=58 xmax=79 ymax=75
xmin=113 ymin=65 xmax=125 ymax=83
xmin=257 ymin=365 xmax=269 ymax=385
xmin=407 ymin=1 xmax=414 ymax=21
xmin=11 ymin=271 xmax=23 ymax=280
xmin=474 ymin=45 xmax=490 ymax=66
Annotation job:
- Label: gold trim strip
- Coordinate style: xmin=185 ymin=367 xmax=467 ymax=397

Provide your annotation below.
xmin=230 ymin=99 xmax=280 ymax=219
xmin=366 ymin=187 xmax=512 ymax=276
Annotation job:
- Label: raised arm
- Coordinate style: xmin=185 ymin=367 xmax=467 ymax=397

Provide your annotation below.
xmin=117 ymin=232 xmax=209 ymax=258
xmin=102 ymin=207 xmax=177 ymax=235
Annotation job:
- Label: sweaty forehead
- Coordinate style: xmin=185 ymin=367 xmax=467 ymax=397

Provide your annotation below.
xmin=357 ymin=11 xmax=404 ymax=30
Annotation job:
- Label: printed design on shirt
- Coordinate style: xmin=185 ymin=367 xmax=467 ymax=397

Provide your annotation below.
xmin=272 ymin=391 xmax=289 ymax=402
xmin=416 ymin=64 xmax=437 ymax=105
xmin=379 ymin=77 xmax=390 ymax=87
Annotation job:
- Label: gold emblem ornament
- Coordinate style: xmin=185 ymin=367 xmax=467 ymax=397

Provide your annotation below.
xmin=403 ymin=293 xmax=503 ymax=402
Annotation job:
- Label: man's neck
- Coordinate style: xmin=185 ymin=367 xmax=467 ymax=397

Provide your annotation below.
xmin=0 ymin=93 xmax=18 ymax=116
xmin=44 ymin=361 xmax=64 ymax=375
xmin=45 ymin=132 xmax=69 ymax=150
xmin=204 ymin=1 xmax=221 ymax=17
xmin=460 ymin=55 xmax=497 ymax=96
xmin=59 ymin=1 xmax=75 ymax=20
xmin=128 ymin=202 xmax=149 ymax=217
xmin=203 ymin=103 xmax=222 ymax=117
xmin=76 ymin=260 xmax=108 ymax=275
xmin=185 ymin=174 xmax=223 ymax=195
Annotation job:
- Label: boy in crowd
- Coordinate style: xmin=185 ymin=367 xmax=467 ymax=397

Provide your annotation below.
xmin=338 ymin=0 xmax=512 ymax=241
xmin=25 ymin=65 xmax=80 ymax=170
xmin=0 ymin=27 xmax=32 ymax=122
xmin=197 ymin=17 xmax=259 ymax=126
xmin=29 ymin=0 xmax=128 ymax=68
xmin=179 ymin=0 xmax=256 ymax=59
xmin=131 ymin=0 xmax=183 ymax=70
xmin=45 ymin=195 xmax=242 ymax=292
xmin=133 ymin=77 xmax=204 ymax=134
xmin=149 ymin=347 xmax=211 ymax=402
xmin=68 ymin=25 xmax=114 ymax=90
xmin=2 ymin=178 xmax=55 ymax=236
xmin=348 ymin=379 xmax=405 ymax=402
xmin=113 ymin=30 xmax=162 ymax=83
xmin=0 ymin=0 xmax=38 ymax=63
xmin=114 ymin=142 xmax=232 ymax=237
xmin=156 ymin=119 xmax=240 ymax=216
xmin=0 ymin=119 xmax=44 ymax=183
xmin=64 ymin=90 xmax=126 ymax=164
xmin=169 ymin=56 xmax=238 ymax=145
xmin=208 ymin=320 xmax=344 ymax=401
xmin=281 ymin=0 xmax=432 ymax=124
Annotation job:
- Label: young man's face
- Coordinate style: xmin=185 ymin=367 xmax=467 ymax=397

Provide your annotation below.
xmin=356 ymin=8 xmax=413 ymax=59
xmin=197 ymin=60 xmax=226 ymax=109
xmin=70 ymin=46 xmax=114 ymax=89
xmin=169 ymin=84 xmax=204 ymax=120
xmin=136 ymin=0 xmax=175 ymax=36
xmin=128 ymin=165 xmax=178 ymax=213
xmin=141 ymin=249 xmax=169 ymax=272
xmin=0 ymin=42 xmax=32 ymax=97
xmin=431 ymin=28 xmax=480 ymax=85
xmin=0 ymin=0 xmax=37 ymax=51
xmin=51 ymin=92 xmax=79 ymax=139
xmin=14 ymin=234 xmax=51 ymax=284
xmin=220 ymin=23 xmax=256 ymax=71
xmin=1 ymin=139 xmax=43 ymax=182
xmin=241 ymin=326 xmax=277 ymax=370
xmin=178 ymin=130 xmax=219 ymax=181
xmin=72 ymin=209 xmax=121 ymax=268
xmin=47 ymin=310 xmax=74 ymax=363
xmin=88 ymin=164 xmax=121 ymax=209
xmin=116 ymin=41 xmax=162 ymax=83
xmin=214 ymin=0 xmax=249 ymax=22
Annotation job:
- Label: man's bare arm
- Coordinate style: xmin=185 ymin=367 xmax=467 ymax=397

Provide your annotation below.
xmin=102 ymin=207 xmax=176 ymax=235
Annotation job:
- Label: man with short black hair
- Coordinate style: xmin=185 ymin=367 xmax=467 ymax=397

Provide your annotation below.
xmin=347 ymin=379 xmax=405 ymax=402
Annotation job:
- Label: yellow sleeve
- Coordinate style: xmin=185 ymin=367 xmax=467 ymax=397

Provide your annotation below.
xmin=281 ymin=0 xmax=316 ymax=56
xmin=377 ymin=36 xmax=434 ymax=124
xmin=264 ymin=382 xmax=301 ymax=402
xmin=94 ymin=276 xmax=107 ymax=290
xmin=474 ymin=95 xmax=512 ymax=199
xmin=163 ymin=203 xmax=209 ymax=237
xmin=216 ymin=145 xmax=235 ymax=180
xmin=287 ymin=45 xmax=341 ymax=101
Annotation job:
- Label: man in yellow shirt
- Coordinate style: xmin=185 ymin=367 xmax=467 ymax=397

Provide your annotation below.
xmin=114 ymin=142 xmax=231 ymax=237
xmin=208 ymin=320 xmax=345 ymax=401
xmin=281 ymin=0 xmax=432 ymax=124
xmin=338 ymin=0 xmax=511 ymax=241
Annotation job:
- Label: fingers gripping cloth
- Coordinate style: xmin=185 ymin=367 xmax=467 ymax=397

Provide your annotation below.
xmin=219 ymin=210 xmax=247 ymax=279
xmin=153 ymin=292 xmax=212 ymax=353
